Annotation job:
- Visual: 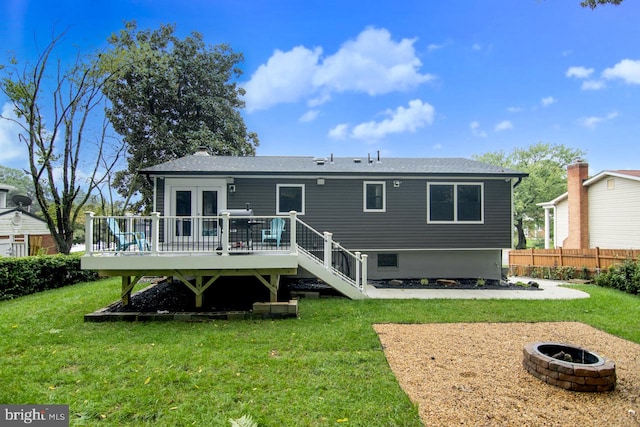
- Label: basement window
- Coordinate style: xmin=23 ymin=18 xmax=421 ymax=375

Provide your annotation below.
xmin=377 ymin=253 xmax=399 ymax=268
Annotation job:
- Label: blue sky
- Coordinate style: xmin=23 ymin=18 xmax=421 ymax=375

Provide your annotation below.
xmin=1 ymin=0 xmax=639 ymax=176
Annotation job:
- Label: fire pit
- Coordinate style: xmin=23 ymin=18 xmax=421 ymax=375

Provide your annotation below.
xmin=523 ymin=342 xmax=616 ymax=392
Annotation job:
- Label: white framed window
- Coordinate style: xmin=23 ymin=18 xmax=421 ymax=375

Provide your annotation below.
xmin=276 ymin=184 xmax=305 ymax=215
xmin=363 ymin=181 xmax=386 ymax=212
xmin=427 ymin=182 xmax=484 ymax=224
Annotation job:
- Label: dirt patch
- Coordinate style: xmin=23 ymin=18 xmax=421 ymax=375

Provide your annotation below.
xmin=374 ymin=322 xmax=640 ymax=426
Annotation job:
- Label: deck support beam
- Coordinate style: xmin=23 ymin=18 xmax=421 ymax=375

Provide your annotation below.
xmin=107 ymin=268 xmax=296 ymax=308
xmin=121 ymin=273 xmax=146 ymax=306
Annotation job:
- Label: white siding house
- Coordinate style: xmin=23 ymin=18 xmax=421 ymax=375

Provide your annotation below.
xmin=0 ymin=185 xmax=54 ymax=256
xmin=539 ymin=165 xmax=640 ymax=249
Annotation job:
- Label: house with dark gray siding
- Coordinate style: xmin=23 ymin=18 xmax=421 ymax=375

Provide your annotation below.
xmin=81 ymin=150 xmax=526 ymax=304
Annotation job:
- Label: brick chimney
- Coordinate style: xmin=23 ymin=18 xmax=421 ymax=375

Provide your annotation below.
xmin=563 ymin=160 xmax=589 ymax=249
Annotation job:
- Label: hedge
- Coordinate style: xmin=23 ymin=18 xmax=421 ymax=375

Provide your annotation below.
xmin=0 ymin=254 xmax=99 ymax=301
xmin=594 ymin=259 xmax=640 ymax=295
xmin=511 ymin=260 xmax=640 ymax=296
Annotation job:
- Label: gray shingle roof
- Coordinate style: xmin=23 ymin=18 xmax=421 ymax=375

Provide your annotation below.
xmin=140 ymin=154 xmax=528 ymax=177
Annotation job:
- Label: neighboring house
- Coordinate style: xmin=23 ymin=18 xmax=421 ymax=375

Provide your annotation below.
xmin=81 ymin=150 xmax=527 ymax=303
xmin=0 ymin=185 xmax=57 ymax=256
xmin=538 ymin=160 xmax=640 ymax=249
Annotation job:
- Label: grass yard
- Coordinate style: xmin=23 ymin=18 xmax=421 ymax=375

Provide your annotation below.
xmin=0 ymin=278 xmax=639 ymax=426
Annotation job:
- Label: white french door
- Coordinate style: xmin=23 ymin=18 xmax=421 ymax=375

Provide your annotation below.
xmin=170 ymin=184 xmax=226 ymax=242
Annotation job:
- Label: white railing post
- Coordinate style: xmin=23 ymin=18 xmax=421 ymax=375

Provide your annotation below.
xmin=222 ymin=212 xmax=230 ymax=256
xmin=323 ymin=232 xmax=333 ymax=269
xmin=151 ymin=212 xmax=160 ymax=254
xmin=85 ymin=212 xmax=94 ymax=255
xmin=361 ymin=254 xmax=368 ymax=289
xmin=289 ymin=211 xmax=298 ymax=254
xmin=355 ymin=251 xmax=361 ymax=288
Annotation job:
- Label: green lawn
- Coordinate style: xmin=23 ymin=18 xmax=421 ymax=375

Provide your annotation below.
xmin=0 ymin=278 xmax=638 ymax=426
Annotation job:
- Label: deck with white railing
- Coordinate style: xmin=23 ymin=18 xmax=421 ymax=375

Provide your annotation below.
xmin=81 ymin=211 xmax=368 ymax=305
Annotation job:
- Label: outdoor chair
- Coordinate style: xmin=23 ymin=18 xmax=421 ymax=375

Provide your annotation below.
xmin=261 ymin=217 xmax=285 ymax=248
xmin=107 ymin=218 xmax=149 ymax=252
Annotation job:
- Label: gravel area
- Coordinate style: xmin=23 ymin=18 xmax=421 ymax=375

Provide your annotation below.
xmin=374 ymin=322 xmax=640 ymax=426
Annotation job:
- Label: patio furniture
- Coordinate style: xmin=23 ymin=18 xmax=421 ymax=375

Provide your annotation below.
xmin=261 ymin=217 xmax=285 ymax=248
xmin=107 ymin=218 xmax=149 ymax=252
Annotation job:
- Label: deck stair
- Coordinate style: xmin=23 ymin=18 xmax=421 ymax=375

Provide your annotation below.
xmin=293 ymin=218 xmax=368 ymax=299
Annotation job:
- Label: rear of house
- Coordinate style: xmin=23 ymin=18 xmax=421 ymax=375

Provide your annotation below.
xmin=142 ymin=151 xmax=527 ymax=281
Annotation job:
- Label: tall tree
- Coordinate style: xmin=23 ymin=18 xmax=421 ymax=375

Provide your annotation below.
xmin=473 ymin=143 xmax=585 ymax=249
xmin=100 ymin=21 xmax=259 ymax=212
xmin=581 ymin=0 xmax=623 ymax=8
xmin=0 ymin=32 xmax=123 ymax=254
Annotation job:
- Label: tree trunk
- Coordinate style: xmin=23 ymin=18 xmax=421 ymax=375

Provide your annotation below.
xmin=515 ymin=217 xmax=527 ymax=249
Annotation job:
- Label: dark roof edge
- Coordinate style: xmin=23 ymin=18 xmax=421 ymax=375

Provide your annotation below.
xmin=141 ymin=170 xmax=529 ymax=178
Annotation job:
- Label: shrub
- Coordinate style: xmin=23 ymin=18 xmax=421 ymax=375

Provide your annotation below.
xmin=0 ymin=254 xmax=99 ymax=301
xmin=594 ymin=259 xmax=640 ymax=295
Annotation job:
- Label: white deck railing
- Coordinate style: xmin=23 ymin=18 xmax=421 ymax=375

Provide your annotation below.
xmin=84 ymin=211 xmax=367 ymax=290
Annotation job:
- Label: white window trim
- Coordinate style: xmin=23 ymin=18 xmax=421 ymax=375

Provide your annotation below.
xmin=427 ymin=182 xmax=484 ymax=224
xmin=363 ymin=181 xmax=386 ymax=212
xmin=276 ymin=184 xmax=305 ymax=215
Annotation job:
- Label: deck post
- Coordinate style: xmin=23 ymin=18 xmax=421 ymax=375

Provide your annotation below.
xmin=323 ymin=232 xmax=333 ymax=269
xmin=150 ymin=212 xmax=160 ymax=254
xmin=289 ymin=211 xmax=297 ymax=254
xmin=122 ymin=276 xmax=131 ymax=306
xmin=355 ymin=251 xmax=361 ymax=288
xmin=361 ymin=254 xmax=368 ymax=289
xmin=195 ymin=276 xmax=203 ymax=308
xmin=221 ymin=212 xmax=230 ymax=256
xmin=85 ymin=212 xmax=94 ymax=255
xmin=270 ymin=274 xmax=280 ymax=302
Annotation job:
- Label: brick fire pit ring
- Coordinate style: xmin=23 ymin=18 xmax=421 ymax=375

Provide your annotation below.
xmin=523 ymin=342 xmax=616 ymax=392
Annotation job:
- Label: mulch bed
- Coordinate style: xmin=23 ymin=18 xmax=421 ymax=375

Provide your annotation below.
xmin=370 ymin=278 xmax=542 ymax=290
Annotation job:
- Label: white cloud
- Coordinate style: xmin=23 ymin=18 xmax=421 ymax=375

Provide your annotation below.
xmin=541 ymin=96 xmax=557 ymax=107
xmin=472 ymin=43 xmax=482 ymax=51
xmin=313 ymin=27 xmax=434 ymax=95
xmin=428 ymin=43 xmax=444 ymax=52
xmin=578 ymin=111 xmax=618 ymax=130
xmin=0 ymin=103 xmax=26 ymax=164
xmin=602 ymin=59 xmax=640 ymax=85
xmin=299 ymin=110 xmax=319 ymax=123
xmin=494 ymin=120 xmax=513 ymax=132
xmin=566 ymin=66 xmax=594 ymax=79
xmin=243 ymin=46 xmax=322 ymax=112
xmin=470 ymin=121 xmax=487 ymax=138
xmin=432 ymin=143 xmax=442 ymax=150
xmin=581 ymin=80 xmax=606 ymax=90
xmin=328 ymin=123 xmax=349 ymax=140
xmin=506 ymin=106 xmax=522 ymax=113
xmin=243 ymin=27 xmax=434 ymax=111
xmin=330 ymin=99 xmax=435 ymax=141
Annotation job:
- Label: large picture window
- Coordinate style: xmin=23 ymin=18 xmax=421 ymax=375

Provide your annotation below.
xmin=427 ymin=182 xmax=483 ymax=223
xmin=277 ymin=184 xmax=305 ymax=214
xmin=363 ymin=181 xmax=386 ymax=212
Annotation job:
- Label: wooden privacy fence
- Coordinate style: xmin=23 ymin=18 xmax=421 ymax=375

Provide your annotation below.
xmin=509 ymin=248 xmax=640 ymax=274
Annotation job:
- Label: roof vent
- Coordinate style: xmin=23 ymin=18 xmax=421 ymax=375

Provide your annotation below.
xmin=353 ymin=158 xmax=362 ymax=164
xmin=194 ymin=146 xmax=210 ymax=156
xmin=313 ymin=157 xmax=326 ymax=165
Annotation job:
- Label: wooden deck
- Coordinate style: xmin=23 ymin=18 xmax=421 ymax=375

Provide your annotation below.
xmin=82 ymin=212 xmax=368 ymax=307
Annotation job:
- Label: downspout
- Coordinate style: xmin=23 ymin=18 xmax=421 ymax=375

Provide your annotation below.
xmin=512 ymin=177 xmax=523 ymax=188
xmin=510 ymin=177 xmax=523 ymax=249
